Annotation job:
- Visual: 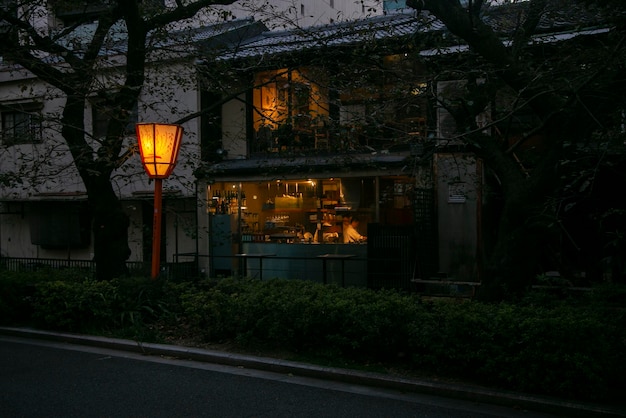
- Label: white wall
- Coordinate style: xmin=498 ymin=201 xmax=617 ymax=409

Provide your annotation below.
xmin=435 ymin=153 xmax=481 ymax=281
xmin=222 ymin=95 xmax=248 ymax=159
xmin=232 ymin=0 xmax=384 ymax=29
xmin=0 ymin=55 xmax=203 ymax=261
xmin=171 ymin=0 xmax=383 ymax=30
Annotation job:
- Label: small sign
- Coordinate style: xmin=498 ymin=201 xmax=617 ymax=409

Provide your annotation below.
xmin=448 ymin=183 xmax=466 ymax=203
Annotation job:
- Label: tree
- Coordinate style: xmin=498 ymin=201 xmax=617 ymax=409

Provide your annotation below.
xmin=0 ymin=0 xmax=239 ymax=279
xmin=406 ymin=0 xmax=626 ymax=299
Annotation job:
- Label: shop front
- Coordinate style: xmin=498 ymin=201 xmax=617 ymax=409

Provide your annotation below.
xmin=202 ymin=156 xmax=425 ymax=287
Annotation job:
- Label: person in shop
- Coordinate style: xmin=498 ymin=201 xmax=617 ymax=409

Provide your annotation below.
xmin=343 ymin=216 xmax=366 ymax=243
xmin=313 ymin=221 xmax=341 ymax=243
xmin=256 ymin=123 xmax=274 ymax=152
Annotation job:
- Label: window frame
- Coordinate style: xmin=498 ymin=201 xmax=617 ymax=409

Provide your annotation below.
xmin=0 ymin=103 xmax=44 ymax=146
xmin=91 ymin=98 xmax=138 ymax=139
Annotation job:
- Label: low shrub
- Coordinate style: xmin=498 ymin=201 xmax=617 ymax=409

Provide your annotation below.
xmin=173 ymin=277 xmax=625 ymax=401
xmin=0 ymin=271 xmax=40 ymax=324
xmin=0 ymin=271 xmax=176 ymax=337
xmin=407 ymin=301 xmax=625 ymax=401
xmin=1 ymin=272 xmax=624 ymax=403
xmin=30 ymin=279 xmax=118 ymax=332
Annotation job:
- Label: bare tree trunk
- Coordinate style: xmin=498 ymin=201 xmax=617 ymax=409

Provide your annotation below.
xmin=478 ymin=132 xmax=563 ymax=301
xmin=91 ymin=182 xmax=131 ymax=280
xmin=62 ymin=95 xmax=131 ymax=279
xmin=480 ymin=195 xmax=545 ymax=300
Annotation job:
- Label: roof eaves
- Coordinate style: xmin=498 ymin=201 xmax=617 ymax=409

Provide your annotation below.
xmin=215 ymin=11 xmax=431 ymax=62
xmin=418 ymin=26 xmax=613 ymax=57
xmin=198 ymin=152 xmax=411 ymax=179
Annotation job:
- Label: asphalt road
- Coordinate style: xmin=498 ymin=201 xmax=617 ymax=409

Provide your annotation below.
xmin=0 ymin=336 xmax=557 ymax=418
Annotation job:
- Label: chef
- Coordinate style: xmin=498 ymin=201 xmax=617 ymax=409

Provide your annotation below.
xmin=343 ymin=216 xmax=366 ymax=243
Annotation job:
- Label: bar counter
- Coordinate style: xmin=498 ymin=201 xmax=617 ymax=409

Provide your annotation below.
xmin=240 ymin=242 xmax=367 ymax=287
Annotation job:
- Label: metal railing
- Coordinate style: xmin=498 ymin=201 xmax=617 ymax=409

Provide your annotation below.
xmin=0 ymin=257 xmax=97 ymax=272
xmin=0 ymin=257 xmax=174 ymax=278
xmin=1 ymin=254 xmax=481 ymax=296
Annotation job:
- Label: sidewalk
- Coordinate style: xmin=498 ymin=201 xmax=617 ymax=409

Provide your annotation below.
xmin=1 ymin=326 xmax=624 ymax=418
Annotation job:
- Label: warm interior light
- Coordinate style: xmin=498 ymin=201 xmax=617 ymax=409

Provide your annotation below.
xmin=136 ymin=123 xmax=184 ymax=179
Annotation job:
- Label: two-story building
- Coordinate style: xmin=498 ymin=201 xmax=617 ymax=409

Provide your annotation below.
xmin=190 ymin=2 xmax=621 ymax=288
xmin=193 ymin=11 xmax=480 ymax=289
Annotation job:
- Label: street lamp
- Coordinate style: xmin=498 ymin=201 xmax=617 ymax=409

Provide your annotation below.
xmin=136 ymin=123 xmax=184 ymax=279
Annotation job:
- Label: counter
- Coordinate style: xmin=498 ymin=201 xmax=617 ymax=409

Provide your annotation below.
xmin=240 ymin=242 xmax=367 ymax=287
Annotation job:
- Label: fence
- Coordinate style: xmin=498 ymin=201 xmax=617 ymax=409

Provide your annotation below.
xmin=1 ymin=257 xmax=97 ymax=272
xmin=0 ymin=257 xmax=179 ymax=277
xmin=1 ymin=255 xmax=479 ymax=297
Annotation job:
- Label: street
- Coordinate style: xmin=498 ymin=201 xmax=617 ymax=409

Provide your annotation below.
xmin=0 ymin=336 xmax=555 ymax=418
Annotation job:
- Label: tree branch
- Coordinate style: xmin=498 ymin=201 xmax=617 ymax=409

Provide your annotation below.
xmin=511 ymin=0 xmax=547 ymax=58
xmin=409 ymin=0 xmax=564 ymax=131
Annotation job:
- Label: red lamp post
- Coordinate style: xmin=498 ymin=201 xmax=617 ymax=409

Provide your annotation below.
xmin=136 ymin=123 xmax=184 ymax=279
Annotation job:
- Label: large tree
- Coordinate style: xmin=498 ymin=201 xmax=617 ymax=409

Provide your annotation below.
xmin=0 ymin=0 xmax=239 ymax=279
xmin=407 ymin=0 xmax=626 ymax=299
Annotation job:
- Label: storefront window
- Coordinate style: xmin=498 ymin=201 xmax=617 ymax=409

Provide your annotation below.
xmin=207 ymin=175 xmax=414 ymax=245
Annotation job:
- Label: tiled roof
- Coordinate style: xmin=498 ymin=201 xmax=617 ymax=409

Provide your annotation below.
xmin=44 ymin=1 xmax=620 ymax=65
xmin=483 ymin=0 xmax=612 ymax=34
xmin=54 ymin=17 xmax=267 ymax=57
xmin=158 ymin=18 xmax=267 ymax=51
xmin=218 ymin=11 xmax=439 ymax=61
xmin=214 ymin=1 xmax=618 ymax=62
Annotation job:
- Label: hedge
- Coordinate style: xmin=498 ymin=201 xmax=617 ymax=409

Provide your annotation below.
xmin=1 ymin=271 xmax=624 ymax=403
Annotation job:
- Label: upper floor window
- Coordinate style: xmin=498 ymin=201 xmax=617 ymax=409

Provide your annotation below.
xmin=51 ymin=0 xmax=165 ymax=26
xmin=383 ymin=0 xmax=407 ymax=12
xmin=252 ymin=67 xmax=330 ymax=153
xmin=337 ymin=54 xmax=431 ymax=145
xmin=91 ymin=99 xmax=138 ymax=139
xmin=0 ymin=0 xmax=18 ymax=47
xmin=1 ymin=104 xmax=43 ymax=146
xmin=248 ymin=57 xmax=431 ymax=155
xmin=254 ymin=68 xmax=328 ymax=129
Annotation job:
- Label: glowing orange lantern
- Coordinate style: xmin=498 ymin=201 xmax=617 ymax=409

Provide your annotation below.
xmin=136 ymin=123 xmax=184 ymax=279
xmin=136 ymin=123 xmax=184 ymax=179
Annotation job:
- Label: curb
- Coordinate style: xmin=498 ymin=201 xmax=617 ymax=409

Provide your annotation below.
xmin=1 ymin=326 xmax=624 ymax=417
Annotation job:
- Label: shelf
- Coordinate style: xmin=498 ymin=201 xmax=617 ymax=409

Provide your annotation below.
xmin=264 ymin=208 xmax=309 ymax=212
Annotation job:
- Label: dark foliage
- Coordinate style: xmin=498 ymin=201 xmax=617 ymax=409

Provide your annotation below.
xmin=1 ymin=271 xmax=624 ymax=403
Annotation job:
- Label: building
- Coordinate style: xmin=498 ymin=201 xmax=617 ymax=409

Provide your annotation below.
xmin=226 ymin=0 xmax=384 ymax=29
xmin=195 ymin=12 xmax=445 ymax=288
xmin=0 ymin=2 xmax=270 ymax=275
xmin=1 ymin=1 xmax=619 ymax=288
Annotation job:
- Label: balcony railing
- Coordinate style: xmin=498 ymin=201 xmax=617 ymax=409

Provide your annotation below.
xmin=252 ymin=119 xmax=429 ymax=157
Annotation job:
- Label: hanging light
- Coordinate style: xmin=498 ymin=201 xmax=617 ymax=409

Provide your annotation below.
xmin=136 ymin=123 xmax=184 ymax=179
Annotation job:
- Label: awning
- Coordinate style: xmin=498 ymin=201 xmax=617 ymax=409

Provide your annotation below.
xmin=196 ymin=151 xmax=416 ymax=182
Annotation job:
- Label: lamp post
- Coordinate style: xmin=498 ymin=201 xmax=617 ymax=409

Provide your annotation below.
xmin=136 ymin=123 xmax=184 ymax=279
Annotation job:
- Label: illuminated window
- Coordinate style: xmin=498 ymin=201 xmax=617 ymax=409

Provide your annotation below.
xmin=252 ymin=68 xmax=329 ymax=132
